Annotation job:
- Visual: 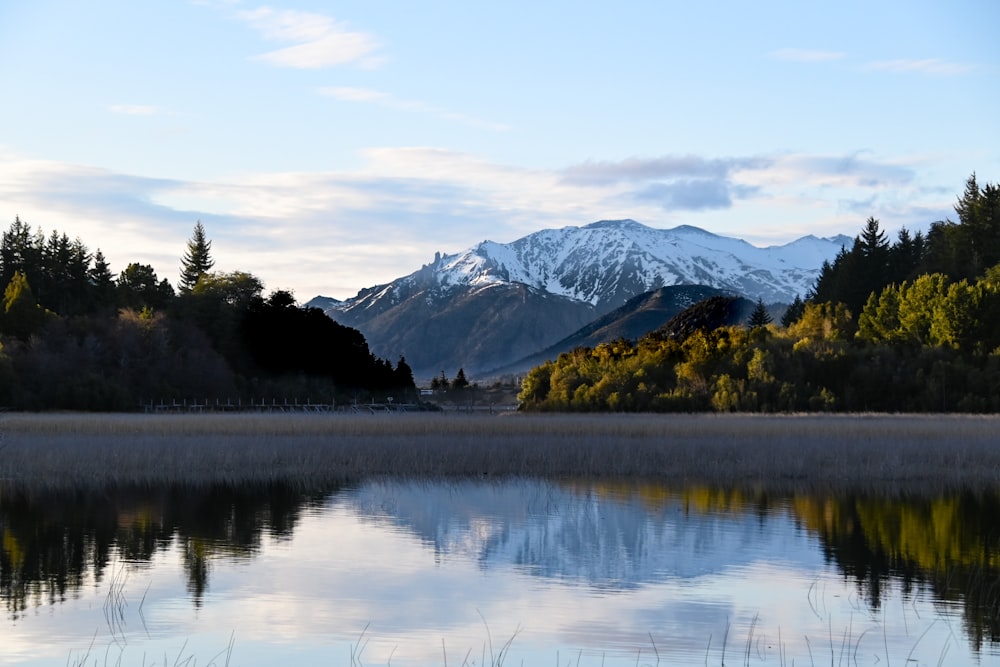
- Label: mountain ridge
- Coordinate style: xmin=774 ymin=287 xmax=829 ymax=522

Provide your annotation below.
xmin=308 ymin=220 xmax=850 ymax=376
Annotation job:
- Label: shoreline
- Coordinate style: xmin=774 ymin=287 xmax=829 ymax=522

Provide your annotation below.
xmin=1 ymin=412 xmax=998 ymax=494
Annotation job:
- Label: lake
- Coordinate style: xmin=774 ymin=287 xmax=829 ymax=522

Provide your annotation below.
xmin=1 ymin=479 xmax=998 ymax=666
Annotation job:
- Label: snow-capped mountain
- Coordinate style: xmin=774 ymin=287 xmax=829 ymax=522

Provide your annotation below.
xmin=309 ymin=220 xmax=850 ymax=376
xmin=339 ymin=479 xmax=821 ymax=588
xmin=374 ymin=220 xmax=846 ymax=309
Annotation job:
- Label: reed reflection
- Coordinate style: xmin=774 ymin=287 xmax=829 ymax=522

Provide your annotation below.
xmin=1 ymin=480 xmax=998 ymax=651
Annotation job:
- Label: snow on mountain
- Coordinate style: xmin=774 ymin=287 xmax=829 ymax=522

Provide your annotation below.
xmin=306 ymin=220 xmax=851 ymax=376
xmin=340 ymin=479 xmax=822 ymax=588
xmin=334 ymin=220 xmax=848 ymax=314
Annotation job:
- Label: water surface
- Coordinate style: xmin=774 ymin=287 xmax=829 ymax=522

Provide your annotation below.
xmin=1 ymin=480 xmax=997 ymax=666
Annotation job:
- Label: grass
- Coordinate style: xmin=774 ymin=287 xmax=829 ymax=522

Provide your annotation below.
xmin=1 ymin=412 xmax=998 ymax=494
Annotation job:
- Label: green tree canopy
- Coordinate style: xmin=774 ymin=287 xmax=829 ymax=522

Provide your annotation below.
xmin=118 ymin=263 xmax=175 ymax=311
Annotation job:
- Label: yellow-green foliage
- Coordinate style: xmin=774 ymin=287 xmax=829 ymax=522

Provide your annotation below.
xmin=520 ymin=266 xmax=1000 ymax=413
xmin=859 ymin=270 xmax=1000 ymax=353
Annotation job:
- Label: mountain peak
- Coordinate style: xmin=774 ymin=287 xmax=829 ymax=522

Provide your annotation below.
xmin=311 ymin=218 xmax=852 ymax=376
xmin=667 ymin=224 xmax=718 ymax=236
xmin=583 ymin=219 xmax=645 ymax=230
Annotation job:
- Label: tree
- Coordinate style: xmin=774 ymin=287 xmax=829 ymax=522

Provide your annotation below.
xmin=179 ymin=221 xmax=215 ymax=292
xmin=2 ymin=271 xmax=46 ymax=341
xmin=859 ymin=216 xmax=889 ymax=258
xmin=888 ymin=227 xmax=925 ymax=284
xmin=89 ymin=249 xmax=118 ymax=312
xmin=192 ymin=271 xmax=264 ymax=310
xmin=118 ymin=263 xmax=175 ymax=311
xmin=747 ymin=298 xmax=773 ymax=328
xmin=393 ymin=357 xmax=416 ymax=396
xmin=781 ymin=295 xmax=805 ymax=327
xmin=451 ymin=367 xmax=470 ymax=391
xmin=430 ymin=371 xmax=448 ymax=392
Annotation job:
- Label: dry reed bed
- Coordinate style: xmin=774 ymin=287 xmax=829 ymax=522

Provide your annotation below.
xmin=1 ymin=412 xmax=998 ymax=493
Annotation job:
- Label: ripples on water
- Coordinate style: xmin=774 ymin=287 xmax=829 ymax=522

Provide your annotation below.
xmin=1 ymin=480 xmax=998 ymax=666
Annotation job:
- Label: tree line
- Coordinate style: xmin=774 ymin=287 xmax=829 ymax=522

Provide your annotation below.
xmin=519 ymin=174 xmax=1000 ymax=412
xmin=0 ymin=220 xmax=416 ymax=410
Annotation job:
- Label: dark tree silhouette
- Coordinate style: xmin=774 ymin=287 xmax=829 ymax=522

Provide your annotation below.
xmin=179 ymin=221 xmax=215 ymax=292
xmin=747 ymin=298 xmax=773 ymax=328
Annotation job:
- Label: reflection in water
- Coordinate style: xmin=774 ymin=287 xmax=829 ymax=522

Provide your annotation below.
xmin=793 ymin=492 xmax=1000 ymax=648
xmin=0 ymin=484 xmax=330 ymax=614
xmin=1 ymin=479 xmax=998 ymax=664
xmin=349 ymin=481 xmax=814 ymax=586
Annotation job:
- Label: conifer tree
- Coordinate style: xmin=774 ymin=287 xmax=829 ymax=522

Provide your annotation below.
xmin=451 ymin=367 xmax=470 ymax=391
xmin=179 ymin=221 xmax=215 ymax=292
xmin=747 ymin=298 xmax=773 ymax=328
xmin=89 ymin=249 xmax=117 ymax=311
xmin=781 ymin=294 xmax=805 ymax=327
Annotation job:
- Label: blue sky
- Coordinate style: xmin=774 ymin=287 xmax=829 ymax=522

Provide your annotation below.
xmin=1 ymin=0 xmax=997 ymax=300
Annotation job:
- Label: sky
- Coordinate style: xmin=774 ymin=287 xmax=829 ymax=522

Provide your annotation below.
xmin=0 ymin=0 xmax=997 ymax=301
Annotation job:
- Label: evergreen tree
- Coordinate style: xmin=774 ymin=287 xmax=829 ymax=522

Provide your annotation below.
xmin=859 ymin=216 xmax=889 ymax=257
xmin=747 ymin=298 xmax=773 ymax=328
xmin=780 ymin=295 xmax=805 ymax=327
xmin=179 ymin=221 xmax=215 ymax=292
xmin=888 ymin=227 xmax=925 ymax=284
xmin=89 ymin=249 xmax=118 ymax=311
xmin=430 ymin=371 xmax=448 ymax=392
xmin=394 ymin=357 xmax=416 ymax=393
xmin=451 ymin=368 xmax=469 ymax=391
xmin=1 ymin=217 xmax=42 ymax=293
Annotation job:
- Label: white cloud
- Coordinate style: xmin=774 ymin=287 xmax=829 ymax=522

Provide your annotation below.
xmin=864 ymin=58 xmax=974 ymax=75
xmin=239 ymin=6 xmax=381 ymax=69
xmin=318 ymin=87 xmax=510 ymax=132
xmin=770 ymin=48 xmax=846 ymax=62
xmin=0 ymin=145 xmax=958 ymax=300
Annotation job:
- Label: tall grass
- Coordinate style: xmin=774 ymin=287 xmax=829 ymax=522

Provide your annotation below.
xmin=1 ymin=412 xmax=998 ymax=493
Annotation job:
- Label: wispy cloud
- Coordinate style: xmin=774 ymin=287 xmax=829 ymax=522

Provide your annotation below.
xmin=108 ymin=105 xmax=160 ymax=116
xmin=770 ymin=48 xmax=846 ymax=63
xmin=319 ymin=87 xmax=510 ymax=132
xmin=633 ymin=180 xmax=744 ymax=211
xmin=239 ymin=6 xmax=382 ymax=69
xmin=561 ymin=156 xmax=767 ymax=212
xmin=561 ymin=156 xmax=766 ymax=186
xmin=742 ymin=153 xmax=916 ymax=189
xmin=864 ymin=58 xmax=974 ymax=75
xmin=0 ymin=146 xmax=952 ymax=299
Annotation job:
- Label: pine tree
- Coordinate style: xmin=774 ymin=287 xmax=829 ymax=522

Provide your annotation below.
xmin=179 ymin=221 xmax=215 ymax=292
xmin=451 ymin=367 xmax=470 ymax=391
xmin=89 ymin=249 xmax=118 ymax=311
xmin=859 ymin=216 xmax=889 ymax=258
xmin=394 ymin=357 xmax=415 ymax=392
xmin=781 ymin=295 xmax=805 ymax=327
xmin=747 ymin=298 xmax=773 ymax=328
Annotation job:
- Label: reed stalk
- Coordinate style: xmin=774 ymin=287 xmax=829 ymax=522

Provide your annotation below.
xmin=0 ymin=412 xmax=997 ymax=494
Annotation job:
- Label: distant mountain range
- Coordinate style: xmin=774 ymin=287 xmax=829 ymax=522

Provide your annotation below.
xmin=308 ymin=220 xmax=850 ymax=377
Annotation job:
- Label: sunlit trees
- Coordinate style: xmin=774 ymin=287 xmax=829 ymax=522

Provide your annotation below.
xmin=2 ymin=272 xmax=47 ymax=341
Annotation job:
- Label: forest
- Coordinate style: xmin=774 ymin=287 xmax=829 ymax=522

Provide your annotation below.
xmin=0 ymin=221 xmax=416 ymax=410
xmin=519 ymin=174 xmax=1000 ymax=412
